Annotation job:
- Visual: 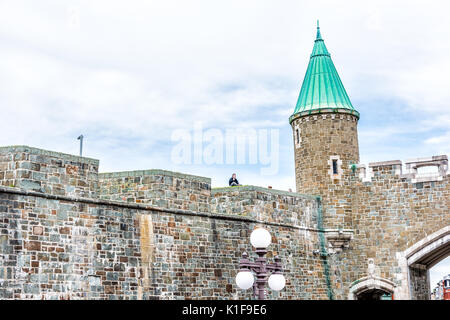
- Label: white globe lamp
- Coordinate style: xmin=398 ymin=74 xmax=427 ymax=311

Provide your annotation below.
xmin=235 ymin=270 xmax=254 ymax=290
xmin=268 ymin=273 xmax=286 ymax=291
xmin=250 ymin=228 xmax=271 ymax=248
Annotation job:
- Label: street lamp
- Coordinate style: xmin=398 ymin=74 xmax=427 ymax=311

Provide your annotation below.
xmin=235 ymin=227 xmax=286 ymax=299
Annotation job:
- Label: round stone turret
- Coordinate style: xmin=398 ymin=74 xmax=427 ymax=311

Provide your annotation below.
xmin=290 ymin=22 xmax=360 ymax=198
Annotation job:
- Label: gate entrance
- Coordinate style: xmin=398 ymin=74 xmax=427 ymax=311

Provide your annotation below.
xmin=405 ymin=226 xmax=450 ymax=299
xmin=356 ymin=288 xmax=393 ymax=300
xmin=348 ymin=276 xmax=395 ymax=300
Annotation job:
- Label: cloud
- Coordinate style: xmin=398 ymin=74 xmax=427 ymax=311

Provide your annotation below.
xmin=0 ymin=0 xmax=450 ymax=187
xmin=425 ymin=132 xmax=450 ymax=145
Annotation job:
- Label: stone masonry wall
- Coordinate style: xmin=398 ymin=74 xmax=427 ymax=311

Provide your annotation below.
xmin=290 ymin=111 xmax=359 ymax=231
xmin=0 ymin=146 xmax=99 ymax=198
xmin=0 ymin=147 xmax=333 ymax=300
xmin=99 ymin=170 xmax=210 ymax=212
xmin=327 ymin=161 xmax=450 ymax=300
xmin=1 ymin=145 xmax=448 ymax=300
xmin=0 ymin=186 xmax=330 ymax=300
xmin=211 ymin=186 xmax=318 ymax=227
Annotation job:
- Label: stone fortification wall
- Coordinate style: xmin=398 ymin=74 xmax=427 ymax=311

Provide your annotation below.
xmin=327 ymin=158 xmax=450 ymax=300
xmin=0 ymin=147 xmax=331 ymax=300
xmin=0 ymin=186 xmax=330 ymax=300
xmin=0 ymin=146 xmax=98 ymax=198
xmin=2 ymin=145 xmax=448 ymax=300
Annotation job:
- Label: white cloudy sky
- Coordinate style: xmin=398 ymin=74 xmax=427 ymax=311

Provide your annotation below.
xmin=0 ymin=1 xmax=449 ymax=285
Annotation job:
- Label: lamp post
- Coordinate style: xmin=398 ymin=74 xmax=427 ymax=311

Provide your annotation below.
xmin=235 ymin=227 xmax=286 ymax=300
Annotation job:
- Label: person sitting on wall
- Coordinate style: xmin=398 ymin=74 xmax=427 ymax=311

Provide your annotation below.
xmin=229 ymin=173 xmax=240 ymax=187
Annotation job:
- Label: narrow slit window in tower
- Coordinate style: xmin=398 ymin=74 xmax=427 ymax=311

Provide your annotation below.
xmin=296 ymin=129 xmax=299 ymax=144
xmin=332 ymin=159 xmax=338 ymax=175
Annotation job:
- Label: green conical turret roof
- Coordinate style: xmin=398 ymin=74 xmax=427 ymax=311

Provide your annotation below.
xmin=290 ymin=22 xmax=359 ymax=121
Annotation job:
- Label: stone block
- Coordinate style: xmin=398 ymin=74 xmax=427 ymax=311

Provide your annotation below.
xmin=25 ymin=241 xmax=41 ymax=251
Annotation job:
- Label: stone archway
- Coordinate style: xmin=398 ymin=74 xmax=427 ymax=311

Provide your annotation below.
xmin=405 ymin=226 xmax=450 ymax=268
xmin=404 ymin=226 xmax=450 ymax=300
xmin=348 ymin=276 xmax=396 ymax=300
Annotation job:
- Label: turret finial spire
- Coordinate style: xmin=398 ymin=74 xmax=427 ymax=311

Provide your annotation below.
xmin=316 ymin=20 xmax=322 ymax=40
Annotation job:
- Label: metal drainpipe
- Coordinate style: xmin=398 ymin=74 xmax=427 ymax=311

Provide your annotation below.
xmin=316 ymin=196 xmax=335 ymax=300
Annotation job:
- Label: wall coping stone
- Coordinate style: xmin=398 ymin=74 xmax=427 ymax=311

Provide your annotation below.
xmin=405 ymin=155 xmax=448 ymax=164
xmin=211 ymin=185 xmax=318 ymax=200
xmin=99 ymin=169 xmax=211 ymax=183
xmin=368 ymin=160 xmax=402 ymax=168
xmin=0 ymin=145 xmax=99 ymax=166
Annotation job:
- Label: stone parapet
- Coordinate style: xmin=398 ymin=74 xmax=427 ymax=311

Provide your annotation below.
xmin=405 ymin=155 xmax=448 ymax=183
xmin=0 ymin=145 xmax=99 ymax=198
xmin=99 ymin=169 xmax=211 ymax=212
xmin=369 ymin=160 xmax=402 ymax=173
xmin=0 ymin=146 xmax=99 ymax=165
xmin=357 ymin=155 xmax=449 ymax=184
xmin=211 ymin=185 xmax=319 ymax=229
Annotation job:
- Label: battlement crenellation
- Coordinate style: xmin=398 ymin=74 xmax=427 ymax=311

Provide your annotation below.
xmin=357 ymin=155 xmax=449 ymax=184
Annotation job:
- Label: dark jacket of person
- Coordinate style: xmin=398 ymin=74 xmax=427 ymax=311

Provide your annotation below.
xmin=229 ymin=177 xmax=239 ymax=186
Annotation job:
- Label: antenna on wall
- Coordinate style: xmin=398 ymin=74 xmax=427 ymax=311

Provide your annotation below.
xmin=77 ymin=135 xmax=84 ymax=157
